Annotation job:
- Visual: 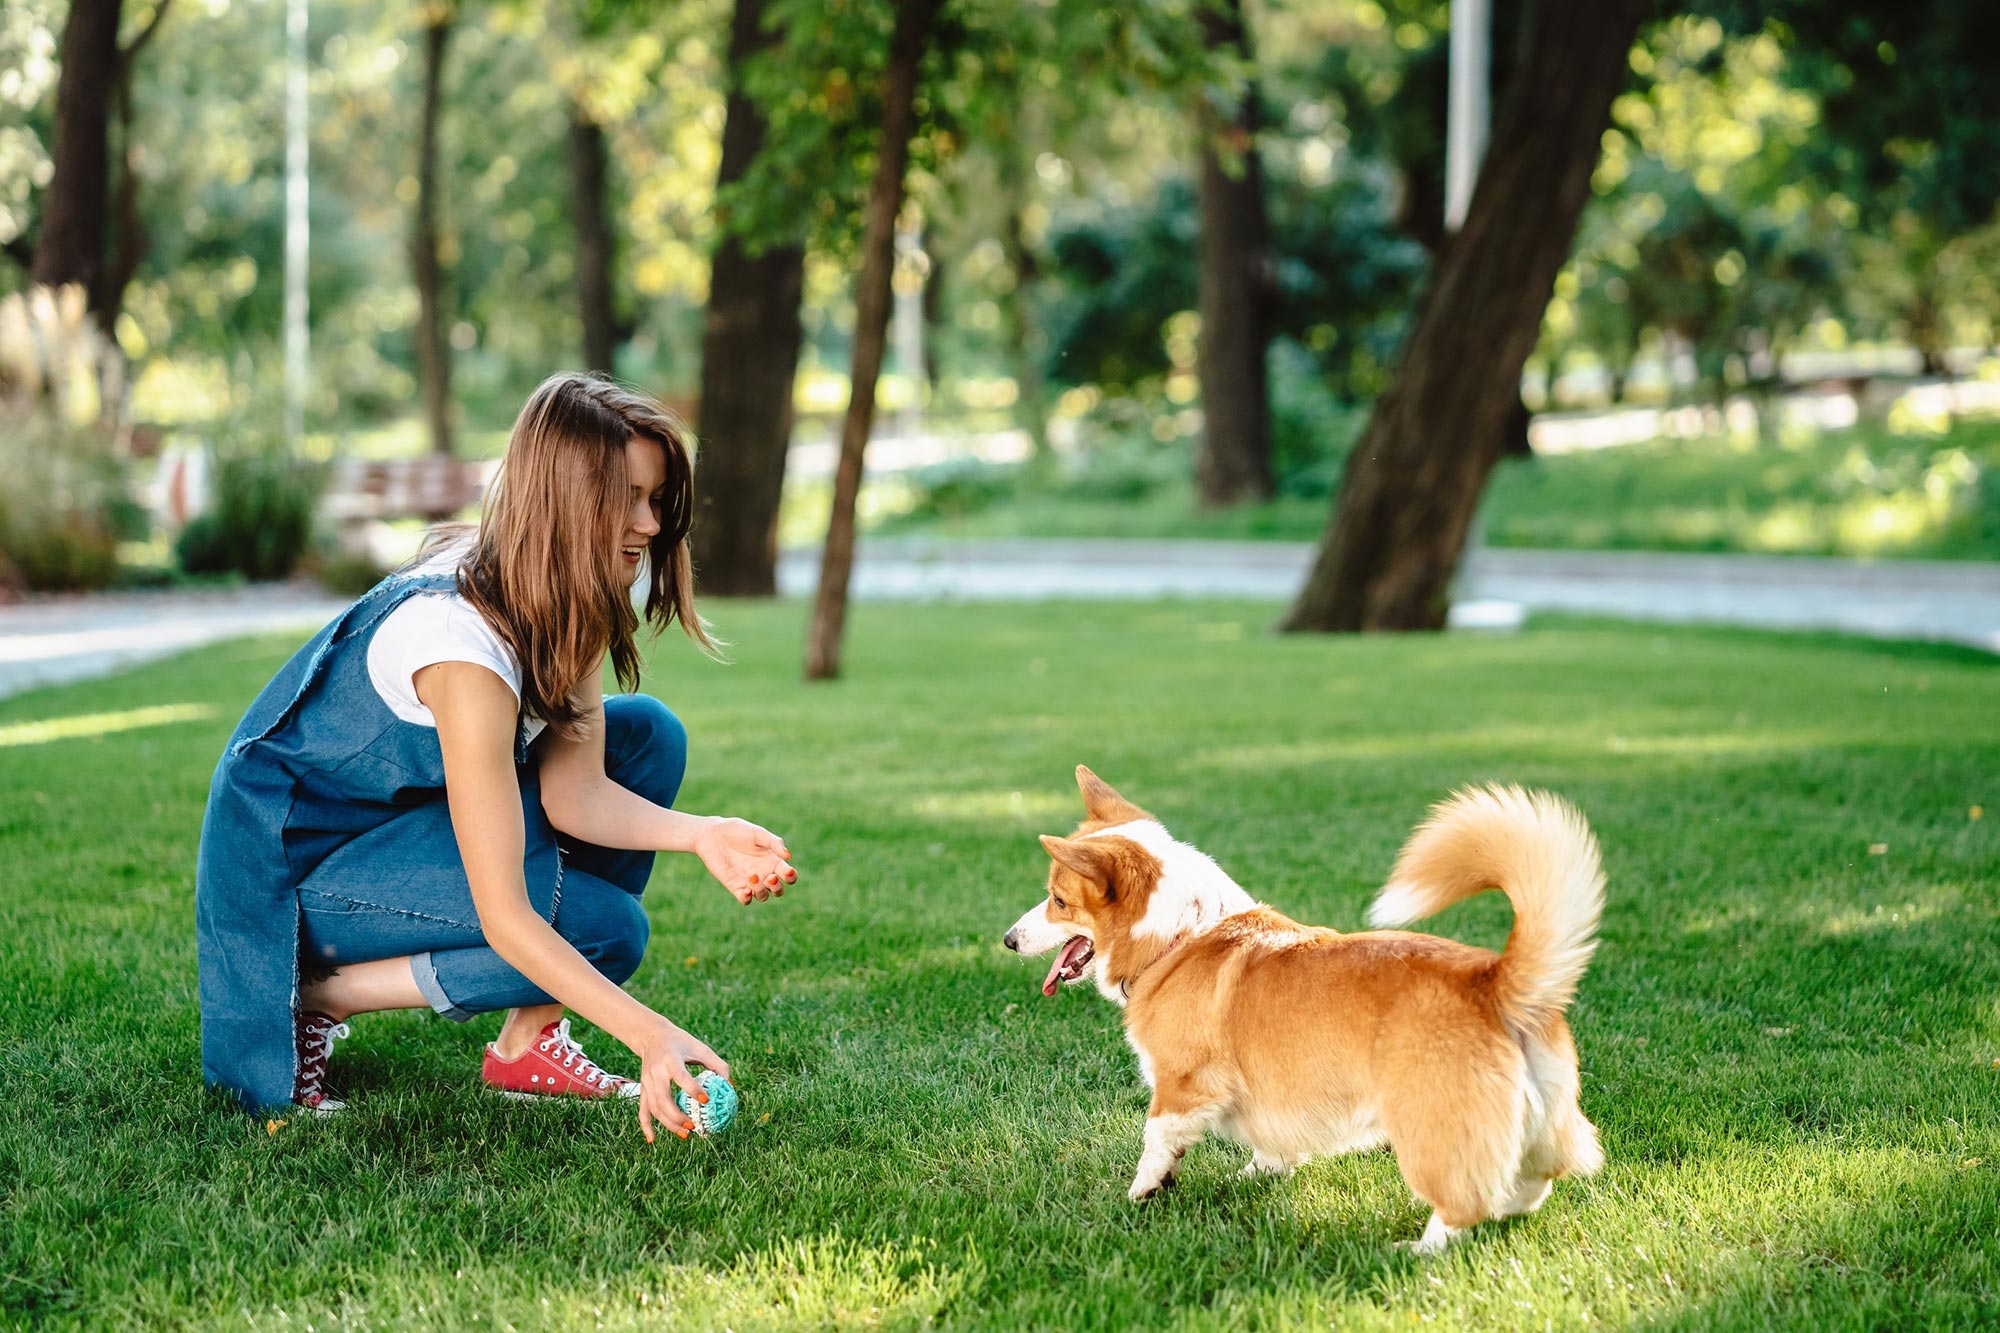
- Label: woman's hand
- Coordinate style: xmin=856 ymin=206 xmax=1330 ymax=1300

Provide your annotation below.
xmin=632 ymin=1016 xmax=731 ymax=1144
xmin=692 ymin=816 xmax=797 ymax=904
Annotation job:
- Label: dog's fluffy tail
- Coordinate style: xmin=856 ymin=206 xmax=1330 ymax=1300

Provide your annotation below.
xmin=1368 ymin=785 xmax=1605 ymax=1033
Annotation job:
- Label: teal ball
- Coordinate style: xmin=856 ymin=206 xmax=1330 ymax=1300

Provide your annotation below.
xmin=674 ymin=1071 xmax=738 ymax=1135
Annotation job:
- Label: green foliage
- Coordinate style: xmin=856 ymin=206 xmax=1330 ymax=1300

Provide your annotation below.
xmin=3 ymin=607 xmax=1998 ymax=1327
xmin=0 ymin=289 xmax=137 ymax=592
xmin=0 ymin=409 xmax=137 ymax=592
xmin=175 ymin=450 xmax=325 ymax=582
xmin=1267 ymin=339 xmax=1366 ymax=496
xmin=1483 ymin=416 xmax=2000 ymax=561
xmin=311 ymin=549 xmax=393 ymax=598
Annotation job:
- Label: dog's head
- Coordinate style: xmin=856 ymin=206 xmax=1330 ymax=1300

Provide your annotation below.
xmin=1004 ymin=766 xmax=1250 ymax=1004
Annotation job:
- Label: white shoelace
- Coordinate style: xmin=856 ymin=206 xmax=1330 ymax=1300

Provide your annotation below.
xmin=296 ymin=1015 xmax=351 ymax=1103
xmin=537 ymin=1018 xmax=620 ymax=1091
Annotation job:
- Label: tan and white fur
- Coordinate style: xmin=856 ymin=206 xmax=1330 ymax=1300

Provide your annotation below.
xmin=1003 ymin=767 xmax=1606 ymax=1254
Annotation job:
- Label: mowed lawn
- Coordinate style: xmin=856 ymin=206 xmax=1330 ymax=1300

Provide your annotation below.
xmin=2 ymin=600 xmax=1996 ymax=1330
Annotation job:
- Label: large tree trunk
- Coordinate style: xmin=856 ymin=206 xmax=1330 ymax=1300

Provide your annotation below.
xmin=96 ymin=0 xmax=170 ymax=336
xmin=31 ymin=0 xmax=123 ymax=318
xmin=1193 ymin=0 xmax=1274 ymax=507
xmin=412 ymin=11 xmax=455 ymax=460
xmin=689 ymin=0 xmax=807 ymax=597
xmin=1281 ymin=0 xmax=1642 ymax=633
xmin=569 ymin=108 xmax=620 ymax=374
xmin=803 ymin=0 xmax=942 ymax=680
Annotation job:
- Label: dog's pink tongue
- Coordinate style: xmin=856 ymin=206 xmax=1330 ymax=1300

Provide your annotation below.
xmin=1041 ymin=936 xmax=1090 ymax=996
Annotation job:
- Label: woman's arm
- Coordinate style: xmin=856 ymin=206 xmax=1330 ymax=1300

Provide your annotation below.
xmin=538 ymin=672 xmax=796 ymax=905
xmin=419 ymin=660 xmax=725 ymax=1142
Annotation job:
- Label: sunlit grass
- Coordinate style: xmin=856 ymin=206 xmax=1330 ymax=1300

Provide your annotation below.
xmin=0 ymin=701 xmax=215 ymax=748
xmin=857 ymin=415 xmax=2000 ymax=561
xmin=1 ymin=603 xmax=1994 ymax=1329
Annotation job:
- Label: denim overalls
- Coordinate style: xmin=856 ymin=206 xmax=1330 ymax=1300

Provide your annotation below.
xmin=195 ymin=571 xmax=685 ymax=1112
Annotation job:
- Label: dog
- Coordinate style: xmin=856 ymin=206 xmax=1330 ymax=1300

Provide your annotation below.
xmin=1002 ymin=767 xmax=1606 ymax=1254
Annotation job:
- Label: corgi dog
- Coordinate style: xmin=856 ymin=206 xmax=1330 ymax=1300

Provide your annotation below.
xmin=1003 ymin=767 xmax=1606 ymax=1254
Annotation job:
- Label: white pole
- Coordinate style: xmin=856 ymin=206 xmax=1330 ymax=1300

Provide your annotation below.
xmin=1444 ymin=0 xmax=1490 ymax=233
xmin=283 ymin=0 xmax=309 ymax=447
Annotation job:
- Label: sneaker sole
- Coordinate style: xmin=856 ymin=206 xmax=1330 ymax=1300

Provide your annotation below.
xmin=488 ymin=1087 xmax=640 ymax=1103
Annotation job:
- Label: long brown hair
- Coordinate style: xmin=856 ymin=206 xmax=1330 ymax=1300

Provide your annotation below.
xmin=424 ymin=372 xmax=716 ymax=739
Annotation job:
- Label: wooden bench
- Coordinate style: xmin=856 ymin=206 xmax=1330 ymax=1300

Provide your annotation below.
xmin=321 ymin=456 xmax=497 ymax=526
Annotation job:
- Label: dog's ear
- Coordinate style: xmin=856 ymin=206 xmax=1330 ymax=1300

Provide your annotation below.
xmin=1075 ymin=765 xmax=1148 ymax=824
xmin=1040 ymin=834 xmax=1110 ymax=885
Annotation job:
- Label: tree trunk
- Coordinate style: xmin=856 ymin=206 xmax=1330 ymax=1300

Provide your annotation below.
xmin=1281 ymin=0 xmax=1642 ymax=633
xmin=569 ymin=108 xmax=620 ymax=374
xmin=1194 ymin=0 xmax=1274 ymax=507
xmin=96 ymin=0 xmax=170 ymax=337
xmin=804 ymin=0 xmax=942 ymax=680
xmin=999 ymin=148 xmax=1050 ymax=467
xmin=412 ymin=11 xmax=455 ymax=460
xmin=31 ymin=0 xmax=123 ymax=317
xmin=690 ymin=0 xmax=807 ymax=597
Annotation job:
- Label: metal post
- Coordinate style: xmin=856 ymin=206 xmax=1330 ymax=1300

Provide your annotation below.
xmin=1444 ymin=0 xmax=1490 ymax=233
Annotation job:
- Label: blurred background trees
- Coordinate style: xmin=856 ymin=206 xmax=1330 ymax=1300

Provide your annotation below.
xmin=0 ymin=0 xmax=1993 ymax=617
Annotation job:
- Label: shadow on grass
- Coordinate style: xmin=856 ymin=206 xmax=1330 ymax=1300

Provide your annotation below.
xmin=7 ymin=898 xmax=1996 ymax=1330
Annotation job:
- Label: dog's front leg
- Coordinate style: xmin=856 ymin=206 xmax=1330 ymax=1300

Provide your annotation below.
xmin=1128 ymin=1107 xmax=1215 ymax=1202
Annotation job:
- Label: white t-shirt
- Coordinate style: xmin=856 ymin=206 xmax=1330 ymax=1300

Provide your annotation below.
xmin=366 ymin=550 xmax=548 ymax=745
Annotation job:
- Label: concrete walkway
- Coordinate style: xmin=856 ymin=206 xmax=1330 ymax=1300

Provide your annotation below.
xmin=3 ymin=544 xmax=1995 ymax=703
xmin=0 ymin=584 xmax=345 ymax=703
xmin=778 ymin=540 xmax=2000 ymax=653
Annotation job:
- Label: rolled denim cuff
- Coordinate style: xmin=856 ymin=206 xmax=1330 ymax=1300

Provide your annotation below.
xmin=410 ymin=951 xmax=475 ymax=1022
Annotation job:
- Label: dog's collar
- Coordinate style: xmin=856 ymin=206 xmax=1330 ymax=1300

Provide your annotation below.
xmin=1117 ymin=929 xmax=1191 ymax=1001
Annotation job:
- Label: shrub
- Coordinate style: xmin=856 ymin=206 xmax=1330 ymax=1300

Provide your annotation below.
xmin=1269 ymin=342 xmax=1366 ymax=500
xmin=0 ymin=287 xmax=135 ymax=592
xmin=176 ymin=451 xmax=326 ymax=581
xmin=898 ymin=457 xmax=1018 ymax=523
xmin=312 ymin=550 xmax=392 ymax=597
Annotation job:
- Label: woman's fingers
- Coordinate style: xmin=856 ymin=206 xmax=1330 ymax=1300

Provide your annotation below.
xmin=683 ymin=1037 xmax=730 ymax=1082
xmin=641 ymin=1079 xmax=690 ymax=1142
xmin=666 ymin=1060 xmax=709 ymax=1109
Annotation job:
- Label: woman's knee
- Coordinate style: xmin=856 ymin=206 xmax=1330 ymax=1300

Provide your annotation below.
xmin=602 ymin=694 xmax=687 ymax=807
xmin=560 ymin=881 xmax=651 ymax=985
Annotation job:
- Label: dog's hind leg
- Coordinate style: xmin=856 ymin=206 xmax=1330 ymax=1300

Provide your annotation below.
xmin=1496 ymin=1174 xmax=1553 ymax=1217
xmin=1378 ymin=1022 xmax=1528 ymax=1251
xmin=1238 ymin=1150 xmax=1308 ymax=1178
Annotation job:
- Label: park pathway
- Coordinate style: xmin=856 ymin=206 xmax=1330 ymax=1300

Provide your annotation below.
xmin=2 ymin=543 xmax=1995 ymax=703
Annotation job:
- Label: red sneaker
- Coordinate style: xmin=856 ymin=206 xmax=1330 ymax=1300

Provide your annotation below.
xmin=482 ymin=1018 xmax=638 ymax=1100
xmin=294 ymin=1009 xmax=351 ymax=1113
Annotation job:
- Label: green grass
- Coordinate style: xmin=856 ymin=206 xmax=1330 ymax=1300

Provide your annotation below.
xmin=3 ymin=603 xmax=1997 ymax=1330
xmin=857 ymin=416 xmax=2000 ymax=561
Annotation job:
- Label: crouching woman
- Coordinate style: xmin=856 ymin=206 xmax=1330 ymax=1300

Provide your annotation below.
xmin=195 ymin=373 xmax=794 ymax=1141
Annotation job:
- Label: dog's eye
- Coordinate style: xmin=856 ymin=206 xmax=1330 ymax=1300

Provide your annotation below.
xmin=1052 ymin=896 xmax=1067 ymax=912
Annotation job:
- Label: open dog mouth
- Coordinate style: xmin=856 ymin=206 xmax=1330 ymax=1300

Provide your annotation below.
xmin=1041 ymin=935 xmax=1095 ymax=996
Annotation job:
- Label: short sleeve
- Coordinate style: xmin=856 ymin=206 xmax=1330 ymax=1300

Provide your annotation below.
xmin=365 ymin=593 xmax=523 ymax=728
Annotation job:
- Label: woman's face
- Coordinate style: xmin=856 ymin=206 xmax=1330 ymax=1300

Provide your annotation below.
xmin=619 ymin=435 xmax=666 ymax=576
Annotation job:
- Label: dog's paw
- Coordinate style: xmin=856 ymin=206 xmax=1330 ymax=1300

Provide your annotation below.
xmin=1396 ymin=1214 xmax=1461 ymax=1257
xmin=1238 ymin=1153 xmax=1293 ymax=1178
xmin=1127 ymin=1170 xmax=1176 ymax=1202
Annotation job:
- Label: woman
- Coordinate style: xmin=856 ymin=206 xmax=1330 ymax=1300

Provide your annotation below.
xmin=196 ymin=373 xmax=793 ymax=1142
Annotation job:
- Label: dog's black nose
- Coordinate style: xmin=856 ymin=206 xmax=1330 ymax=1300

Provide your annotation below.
xmin=1003 ymin=927 xmax=1020 ymax=952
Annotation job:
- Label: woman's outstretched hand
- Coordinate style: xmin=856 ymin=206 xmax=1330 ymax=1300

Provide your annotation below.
xmin=633 ymin=1017 xmax=731 ymax=1144
xmin=692 ymin=816 xmax=796 ymax=904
